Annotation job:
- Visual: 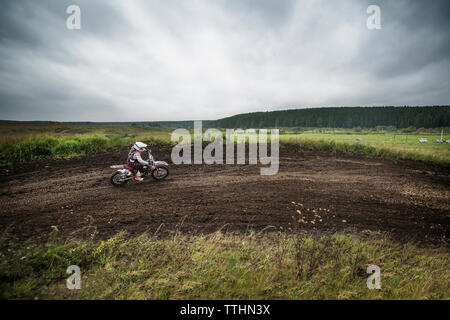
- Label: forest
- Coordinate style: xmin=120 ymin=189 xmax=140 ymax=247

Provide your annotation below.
xmin=208 ymin=106 xmax=449 ymax=129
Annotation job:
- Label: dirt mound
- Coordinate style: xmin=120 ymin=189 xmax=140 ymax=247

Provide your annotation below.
xmin=0 ymin=146 xmax=449 ymax=245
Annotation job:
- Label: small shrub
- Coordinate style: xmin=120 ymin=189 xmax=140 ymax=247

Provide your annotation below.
xmin=53 ymin=140 xmax=81 ymax=156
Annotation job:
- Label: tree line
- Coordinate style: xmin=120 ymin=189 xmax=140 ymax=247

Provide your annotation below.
xmin=208 ymin=106 xmax=449 ymax=129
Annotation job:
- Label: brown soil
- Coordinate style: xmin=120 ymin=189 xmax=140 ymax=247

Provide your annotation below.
xmin=0 ymin=146 xmax=449 ymax=245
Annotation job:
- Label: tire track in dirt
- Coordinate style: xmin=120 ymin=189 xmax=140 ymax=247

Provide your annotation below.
xmin=0 ymin=146 xmax=449 ymax=245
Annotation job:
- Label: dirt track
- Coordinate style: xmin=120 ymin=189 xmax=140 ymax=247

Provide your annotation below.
xmin=0 ymin=146 xmax=449 ymax=245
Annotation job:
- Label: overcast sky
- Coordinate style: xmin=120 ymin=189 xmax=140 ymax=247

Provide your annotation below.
xmin=0 ymin=0 xmax=449 ymax=121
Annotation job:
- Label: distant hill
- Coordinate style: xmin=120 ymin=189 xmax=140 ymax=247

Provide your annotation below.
xmin=0 ymin=120 xmax=213 ymax=128
xmin=208 ymin=106 xmax=450 ymax=129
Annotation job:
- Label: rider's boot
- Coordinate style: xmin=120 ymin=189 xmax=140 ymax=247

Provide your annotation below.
xmin=135 ymin=171 xmax=144 ymax=181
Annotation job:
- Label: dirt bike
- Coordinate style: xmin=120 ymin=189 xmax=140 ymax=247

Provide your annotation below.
xmin=109 ymin=150 xmax=169 ymax=186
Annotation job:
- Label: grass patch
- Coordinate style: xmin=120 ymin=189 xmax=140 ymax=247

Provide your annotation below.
xmin=0 ymin=135 xmax=172 ymax=166
xmin=0 ymin=231 xmax=448 ymax=300
xmin=280 ymin=138 xmax=450 ymax=168
xmin=0 ymin=136 xmax=122 ymax=165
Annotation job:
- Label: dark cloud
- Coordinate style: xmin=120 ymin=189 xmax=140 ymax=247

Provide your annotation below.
xmin=0 ymin=0 xmax=448 ymax=121
xmin=353 ymin=0 xmax=450 ymax=79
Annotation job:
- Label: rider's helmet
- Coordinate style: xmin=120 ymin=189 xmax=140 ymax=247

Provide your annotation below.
xmin=133 ymin=141 xmax=147 ymax=152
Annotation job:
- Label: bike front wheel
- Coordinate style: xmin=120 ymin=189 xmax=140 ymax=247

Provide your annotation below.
xmin=151 ymin=166 xmax=169 ymax=180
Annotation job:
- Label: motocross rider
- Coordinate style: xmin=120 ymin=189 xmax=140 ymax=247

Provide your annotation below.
xmin=127 ymin=142 xmax=153 ymax=181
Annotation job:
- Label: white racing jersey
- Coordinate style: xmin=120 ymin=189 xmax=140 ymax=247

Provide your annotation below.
xmin=127 ymin=148 xmax=150 ymax=166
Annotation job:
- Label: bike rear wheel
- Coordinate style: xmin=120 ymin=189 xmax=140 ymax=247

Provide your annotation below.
xmin=110 ymin=172 xmax=129 ymax=186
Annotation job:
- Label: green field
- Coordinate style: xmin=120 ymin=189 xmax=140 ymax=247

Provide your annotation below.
xmin=279 ymin=132 xmax=450 ymax=165
xmin=1 ymin=123 xmax=448 ymax=167
xmin=0 ymin=123 xmax=173 ymax=166
xmin=0 ymin=123 xmax=172 ymax=145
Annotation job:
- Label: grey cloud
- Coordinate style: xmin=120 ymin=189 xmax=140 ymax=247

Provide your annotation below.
xmin=0 ymin=0 xmax=448 ymax=121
